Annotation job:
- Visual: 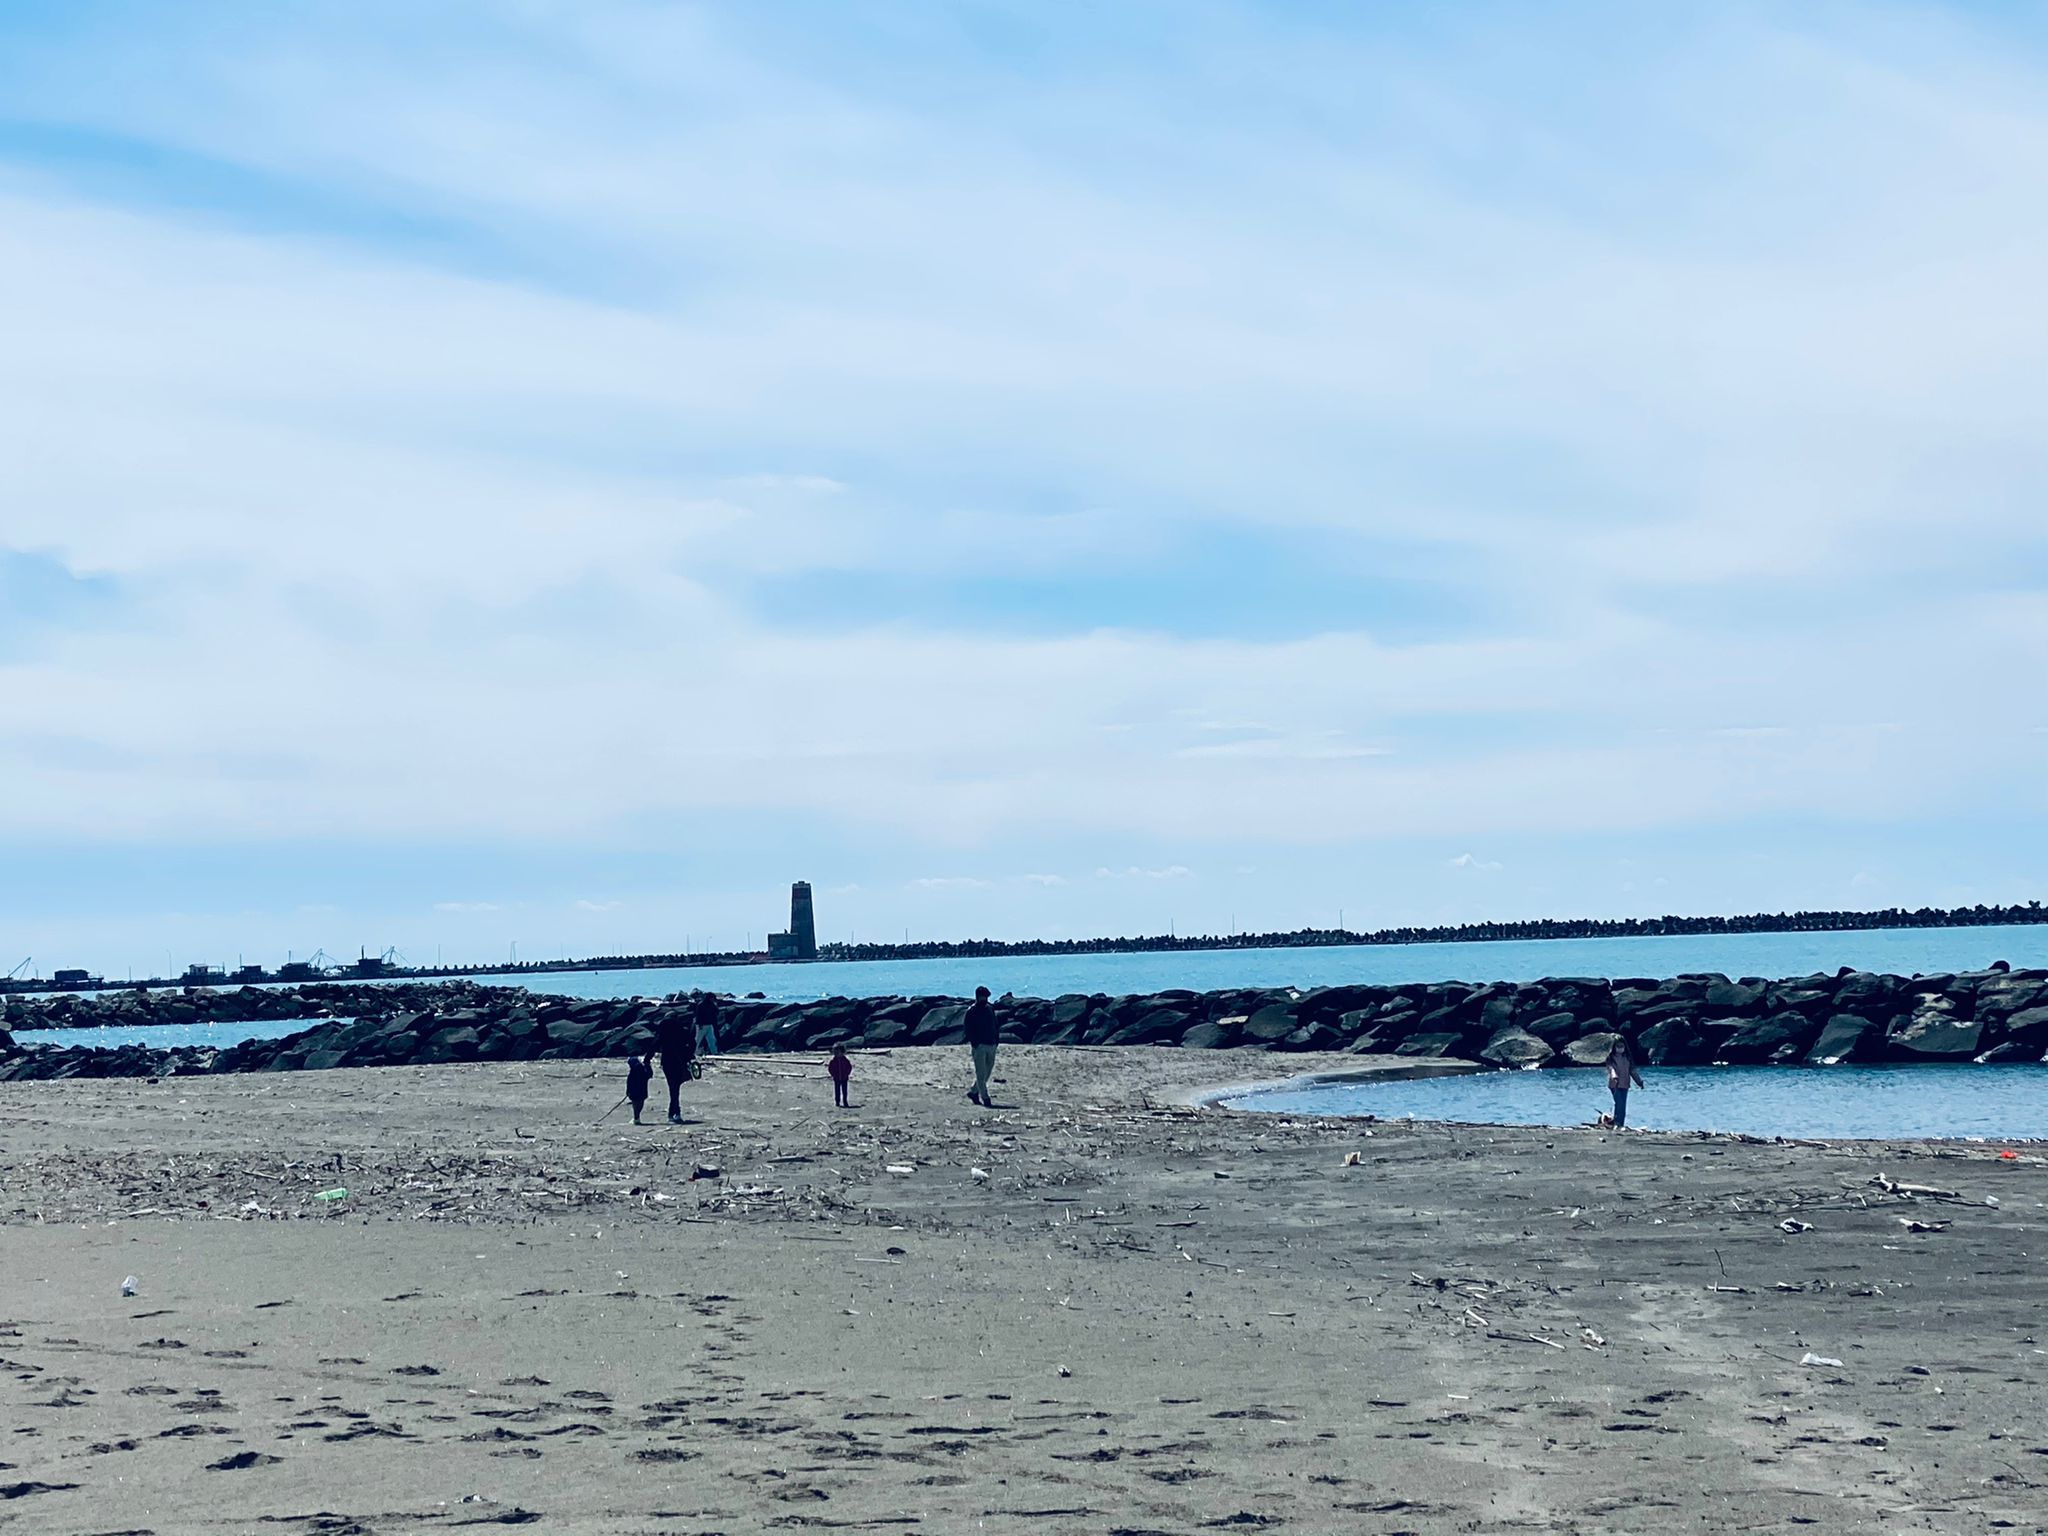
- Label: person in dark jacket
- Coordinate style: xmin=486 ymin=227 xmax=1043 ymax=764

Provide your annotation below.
xmin=828 ymin=1045 xmax=853 ymax=1108
xmin=654 ymin=1006 xmax=697 ymax=1124
xmin=965 ymin=985 xmax=1000 ymax=1106
xmin=693 ymin=992 xmax=721 ymax=1065
xmin=625 ymin=1053 xmax=653 ymax=1124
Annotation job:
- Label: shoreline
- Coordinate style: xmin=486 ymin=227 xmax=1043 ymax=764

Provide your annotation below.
xmin=8 ymin=909 xmax=2047 ymax=998
xmin=4 ymin=1045 xmax=2043 ymax=1534
xmin=7 ymin=964 xmax=2045 ymax=1084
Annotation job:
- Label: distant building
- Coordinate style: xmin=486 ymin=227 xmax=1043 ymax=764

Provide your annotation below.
xmin=182 ymin=963 xmax=226 ymax=986
xmin=766 ymin=881 xmax=818 ymax=960
xmin=52 ymin=968 xmax=100 ymax=988
xmin=231 ymin=965 xmax=266 ymax=984
xmin=276 ymin=961 xmax=320 ymax=982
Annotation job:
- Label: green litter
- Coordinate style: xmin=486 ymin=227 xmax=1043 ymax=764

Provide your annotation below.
xmin=313 ymin=1188 xmax=349 ymax=1201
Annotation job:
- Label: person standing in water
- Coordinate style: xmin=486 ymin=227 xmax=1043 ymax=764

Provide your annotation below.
xmin=965 ymin=985 xmax=1000 ymax=1107
xmin=1604 ymin=1034 xmax=1645 ymax=1128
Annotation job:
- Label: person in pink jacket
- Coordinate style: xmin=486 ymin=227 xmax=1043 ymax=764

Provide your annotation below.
xmin=1605 ymin=1035 xmax=1646 ymax=1128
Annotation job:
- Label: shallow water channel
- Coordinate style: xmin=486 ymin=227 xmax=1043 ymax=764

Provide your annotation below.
xmin=1227 ymin=1062 xmax=2048 ymax=1141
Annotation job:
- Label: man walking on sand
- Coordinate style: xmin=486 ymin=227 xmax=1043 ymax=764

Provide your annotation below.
xmin=966 ymin=985 xmax=1000 ymax=1107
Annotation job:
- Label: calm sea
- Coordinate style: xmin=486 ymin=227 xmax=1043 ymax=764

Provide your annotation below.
xmin=1228 ymin=1063 xmax=2048 ymax=1141
xmin=472 ymin=924 xmax=2048 ymax=1004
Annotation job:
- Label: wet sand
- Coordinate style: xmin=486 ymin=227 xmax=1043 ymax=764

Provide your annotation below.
xmin=1 ymin=1046 xmax=2043 ymax=1534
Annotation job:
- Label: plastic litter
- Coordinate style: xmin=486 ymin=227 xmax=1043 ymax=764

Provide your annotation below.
xmin=970 ymin=1167 xmax=991 ymax=1182
xmin=885 ymin=1164 xmax=914 ymax=1175
xmin=689 ymin=1164 xmax=721 ymax=1181
xmin=120 ymin=1275 xmax=138 ymax=1297
xmin=313 ymin=1188 xmax=348 ymax=1201
xmin=1800 ymin=1352 xmax=1844 ymax=1368
xmin=1778 ymin=1218 xmax=1813 ymax=1233
xmin=1342 ymin=1151 xmax=1362 ymax=1167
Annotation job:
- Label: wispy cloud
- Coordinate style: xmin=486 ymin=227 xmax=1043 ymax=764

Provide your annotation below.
xmin=1446 ymin=854 xmax=1503 ymax=873
xmin=3 ymin=4 xmax=2047 ymax=965
xmin=574 ymin=899 xmax=623 ymax=913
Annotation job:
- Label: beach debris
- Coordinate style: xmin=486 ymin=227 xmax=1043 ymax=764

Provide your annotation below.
xmin=689 ymin=1165 xmax=721 ymax=1181
xmin=312 ymin=1187 xmax=348 ymax=1202
xmin=1580 ymin=1327 xmax=1607 ymax=1348
xmin=1896 ymin=1217 xmax=1951 ymax=1233
xmin=1342 ymin=1151 xmax=1361 ymax=1167
xmin=885 ymin=1164 xmax=914 ymax=1175
xmin=1778 ymin=1218 xmax=1813 ymax=1234
xmin=120 ymin=1275 xmax=138 ymax=1297
xmin=1800 ymin=1352 xmax=1845 ymax=1369
xmin=970 ymin=1167 xmax=991 ymax=1183
xmin=1871 ymin=1174 xmax=1959 ymax=1200
xmin=1057 ymin=1364 xmax=1072 ymax=1377
xmin=1707 ymin=1284 xmax=1750 ymax=1294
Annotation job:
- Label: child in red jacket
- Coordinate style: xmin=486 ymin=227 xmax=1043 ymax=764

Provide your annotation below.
xmin=828 ymin=1045 xmax=853 ymax=1108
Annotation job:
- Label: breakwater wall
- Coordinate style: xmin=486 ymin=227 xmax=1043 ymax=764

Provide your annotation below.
xmin=3 ymin=966 xmax=2045 ymax=1082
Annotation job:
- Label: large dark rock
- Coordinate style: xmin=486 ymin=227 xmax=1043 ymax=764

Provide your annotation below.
xmin=1562 ymin=1031 xmax=1620 ymax=1066
xmin=1720 ymin=1012 xmax=1818 ymax=1064
xmin=1885 ymin=997 xmax=1982 ymax=1061
xmin=1240 ymin=1004 xmax=1300 ymax=1044
xmin=1636 ymin=1016 xmax=1708 ymax=1066
xmin=1806 ymin=1013 xmax=1879 ymax=1064
xmin=1521 ymin=1010 xmax=1586 ymax=1048
xmin=1480 ymin=1028 xmax=1554 ymax=1068
xmin=1180 ymin=1019 xmax=1239 ymax=1050
xmin=1998 ymin=1004 xmax=2048 ymax=1051
xmin=1703 ymin=979 xmax=1767 ymax=1015
xmin=1396 ymin=1032 xmax=1465 ymax=1058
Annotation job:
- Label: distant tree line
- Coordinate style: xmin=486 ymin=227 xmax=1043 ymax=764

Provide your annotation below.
xmin=811 ymin=900 xmax=2048 ymax=964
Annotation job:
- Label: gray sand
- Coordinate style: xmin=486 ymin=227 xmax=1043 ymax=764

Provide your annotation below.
xmin=2 ymin=1046 xmax=2043 ymax=1534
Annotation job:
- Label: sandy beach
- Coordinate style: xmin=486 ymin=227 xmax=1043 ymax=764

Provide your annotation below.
xmin=2 ymin=1045 xmax=2043 ymax=1535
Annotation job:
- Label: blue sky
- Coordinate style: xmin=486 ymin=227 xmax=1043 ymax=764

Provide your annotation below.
xmin=2 ymin=1 xmax=2046 ymax=976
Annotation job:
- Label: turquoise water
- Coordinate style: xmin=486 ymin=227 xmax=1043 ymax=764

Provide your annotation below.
xmin=1229 ymin=1063 xmax=2048 ymax=1141
xmin=475 ymin=925 xmax=2048 ymax=1004
xmin=22 ymin=1018 xmax=320 ymax=1052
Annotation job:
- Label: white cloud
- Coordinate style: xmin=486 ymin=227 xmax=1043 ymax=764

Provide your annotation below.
xmin=1096 ymin=865 xmax=1193 ymax=881
xmin=1447 ymin=854 xmax=1503 ymax=872
xmin=433 ymin=901 xmax=503 ymax=913
xmin=574 ymin=899 xmax=623 ymax=913
xmin=910 ymin=877 xmax=995 ymax=891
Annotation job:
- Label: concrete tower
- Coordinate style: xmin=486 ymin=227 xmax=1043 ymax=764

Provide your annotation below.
xmin=789 ymin=881 xmax=817 ymax=960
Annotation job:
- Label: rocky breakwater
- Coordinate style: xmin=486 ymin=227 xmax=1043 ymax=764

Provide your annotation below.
xmin=2 ymin=966 xmax=2045 ymax=1084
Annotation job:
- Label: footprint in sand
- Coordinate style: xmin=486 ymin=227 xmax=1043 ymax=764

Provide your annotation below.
xmin=207 ymin=1451 xmax=281 ymax=1470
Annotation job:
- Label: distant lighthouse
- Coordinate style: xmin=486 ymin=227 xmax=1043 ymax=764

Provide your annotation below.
xmin=768 ymin=881 xmax=818 ymax=960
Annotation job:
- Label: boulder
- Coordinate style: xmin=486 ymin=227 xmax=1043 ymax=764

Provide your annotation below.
xmin=1704 ymin=979 xmax=1767 ymax=1015
xmin=1240 ymin=1004 xmax=1299 ymax=1044
xmin=1998 ymin=1004 xmax=2048 ymax=1051
xmin=1522 ymin=1010 xmax=1586 ymax=1048
xmin=1180 ymin=1020 xmax=1239 ymax=1050
xmin=0 ymin=1026 xmax=14 ymax=1056
xmin=1805 ymin=1013 xmax=1879 ymax=1065
xmin=1563 ymin=1031 xmax=1620 ymax=1066
xmin=418 ymin=1026 xmax=481 ymax=1063
xmin=1721 ymin=1012 xmax=1819 ymax=1064
xmin=915 ymin=1003 xmax=972 ymax=1046
xmin=1395 ymin=1032 xmax=1465 ymax=1058
xmin=1636 ymin=1016 xmax=1708 ymax=1066
xmin=1480 ymin=1028 xmax=1554 ymax=1068
xmin=1885 ymin=998 xmax=1982 ymax=1061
